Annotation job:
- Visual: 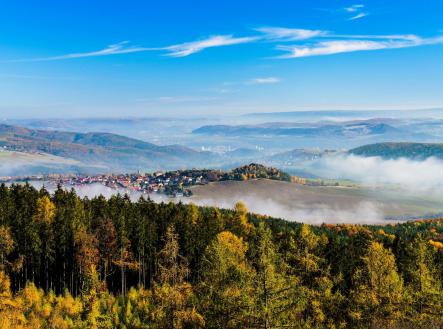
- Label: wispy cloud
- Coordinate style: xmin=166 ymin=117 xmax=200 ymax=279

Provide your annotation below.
xmin=220 ymin=77 xmax=281 ymax=89
xmin=343 ymin=4 xmax=369 ymax=20
xmin=163 ymin=35 xmax=258 ymax=57
xmin=6 ymin=35 xmax=257 ymax=62
xmin=248 ymin=77 xmax=281 ymax=84
xmin=276 ymin=34 xmax=443 ymax=59
xmin=349 ymin=12 xmax=369 ymax=21
xmin=344 ymin=4 xmax=365 ymax=13
xmin=5 ymin=25 xmax=443 ymax=63
xmin=255 ymin=27 xmax=327 ymax=41
xmin=6 ymin=41 xmax=156 ymax=62
xmin=333 ymin=34 xmax=420 ymax=41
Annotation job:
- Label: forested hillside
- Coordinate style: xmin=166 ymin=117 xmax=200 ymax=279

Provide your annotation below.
xmin=223 ymin=163 xmax=291 ymax=181
xmin=0 ymin=183 xmax=442 ymax=328
xmin=0 ymin=124 xmax=213 ymax=172
xmin=349 ymin=142 xmax=443 ymax=159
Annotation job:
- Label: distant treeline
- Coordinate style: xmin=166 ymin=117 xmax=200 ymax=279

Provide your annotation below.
xmin=350 ymin=142 xmax=443 ymax=160
xmin=0 ymin=183 xmax=442 ymax=328
xmin=222 ymin=163 xmax=292 ymax=182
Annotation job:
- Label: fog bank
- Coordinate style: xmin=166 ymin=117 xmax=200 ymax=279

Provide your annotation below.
xmin=312 ymin=154 xmax=443 ymax=193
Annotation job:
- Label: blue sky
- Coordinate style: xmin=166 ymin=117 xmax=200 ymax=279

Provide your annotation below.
xmin=1 ymin=0 xmax=443 ymax=118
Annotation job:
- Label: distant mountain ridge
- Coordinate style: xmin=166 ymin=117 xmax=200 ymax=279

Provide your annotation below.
xmin=349 ymin=142 xmax=443 ymax=159
xmin=0 ymin=124 xmax=214 ymax=172
xmin=243 ymin=108 xmax=443 ymax=120
xmin=192 ymin=119 xmax=408 ymax=138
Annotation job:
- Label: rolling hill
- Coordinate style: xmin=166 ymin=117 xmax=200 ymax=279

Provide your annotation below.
xmin=188 ymin=179 xmax=443 ymax=222
xmin=349 ymin=142 xmax=443 ymax=160
xmin=0 ymin=124 xmax=216 ymax=173
xmin=192 ymin=119 xmax=413 ymax=138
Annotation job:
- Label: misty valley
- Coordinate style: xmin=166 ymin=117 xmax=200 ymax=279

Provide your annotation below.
xmin=2 ymin=2 xmax=443 ymax=326
xmin=3 ymin=110 xmax=443 ymax=224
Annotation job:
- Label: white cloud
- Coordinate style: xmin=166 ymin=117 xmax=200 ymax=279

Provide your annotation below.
xmin=163 ymin=35 xmax=258 ymax=57
xmin=249 ymin=77 xmax=281 ymax=84
xmin=256 ymin=27 xmax=327 ymax=41
xmin=8 ymin=41 xmax=156 ymax=62
xmin=343 ymin=4 xmax=369 ymax=20
xmin=6 ymin=35 xmax=258 ymax=62
xmin=333 ymin=34 xmax=420 ymax=41
xmin=349 ymin=12 xmax=369 ymax=20
xmin=6 ymin=26 xmax=443 ymax=62
xmin=276 ymin=35 xmax=443 ymax=58
xmin=344 ymin=4 xmax=365 ymax=13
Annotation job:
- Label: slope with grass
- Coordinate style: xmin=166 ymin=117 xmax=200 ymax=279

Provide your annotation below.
xmin=0 ymin=124 xmax=215 ymax=172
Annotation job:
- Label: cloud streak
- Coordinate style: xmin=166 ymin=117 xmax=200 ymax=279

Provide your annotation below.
xmin=344 ymin=4 xmax=365 ymax=13
xmin=248 ymin=77 xmax=281 ymax=84
xmin=276 ymin=34 xmax=443 ymax=58
xmin=349 ymin=12 xmax=369 ymax=21
xmin=343 ymin=4 xmax=369 ymax=20
xmin=7 ymin=41 xmax=157 ymax=62
xmin=6 ymin=35 xmax=258 ymax=62
xmin=163 ymin=35 xmax=258 ymax=57
xmin=6 ymin=25 xmax=443 ymax=62
xmin=255 ymin=27 xmax=327 ymax=41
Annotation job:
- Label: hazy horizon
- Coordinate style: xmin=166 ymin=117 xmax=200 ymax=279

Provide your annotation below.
xmin=3 ymin=107 xmax=443 ymax=120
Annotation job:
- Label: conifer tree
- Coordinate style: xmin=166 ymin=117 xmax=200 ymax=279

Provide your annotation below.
xmin=198 ymin=231 xmax=255 ymax=329
xmin=350 ymin=241 xmax=404 ymax=327
xmin=152 ymin=225 xmax=204 ymax=328
xmin=34 ymin=195 xmax=56 ymax=291
xmin=251 ymin=221 xmax=302 ymax=328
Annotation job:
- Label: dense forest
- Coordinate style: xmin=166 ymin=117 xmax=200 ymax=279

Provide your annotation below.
xmin=224 ymin=163 xmax=291 ymax=182
xmin=349 ymin=142 xmax=443 ymax=160
xmin=0 ymin=183 xmax=442 ymax=328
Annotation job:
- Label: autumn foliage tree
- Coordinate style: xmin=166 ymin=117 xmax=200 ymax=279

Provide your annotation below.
xmin=0 ymin=184 xmax=441 ymax=328
xmin=350 ymin=241 xmax=404 ymax=327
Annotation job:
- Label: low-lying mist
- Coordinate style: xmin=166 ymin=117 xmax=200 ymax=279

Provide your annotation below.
xmin=11 ymin=153 xmax=443 ymax=225
xmin=19 ymin=182 xmax=393 ymax=224
xmin=311 ymin=154 xmax=443 ymax=193
xmin=192 ymin=196 xmax=389 ymax=225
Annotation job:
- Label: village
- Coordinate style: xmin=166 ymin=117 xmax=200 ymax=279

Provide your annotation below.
xmin=0 ymin=164 xmax=346 ymax=198
xmin=0 ymin=169 xmax=225 ymax=198
xmin=68 ymin=169 xmax=226 ymax=197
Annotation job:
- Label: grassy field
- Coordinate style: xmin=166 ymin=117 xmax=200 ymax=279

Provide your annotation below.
xmin=188 ymin=179 xmax=443 ymax=224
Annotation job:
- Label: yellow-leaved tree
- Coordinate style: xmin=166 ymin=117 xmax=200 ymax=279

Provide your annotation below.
xmin=350 ymin=241 xmax=404 ymax=327
xmin=198 ymin=231 xmax=255 ymax=329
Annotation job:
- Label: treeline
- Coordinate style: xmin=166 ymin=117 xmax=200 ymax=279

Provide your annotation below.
xmin=223 ymin=163 xmax=291 ymax=182
xmin=0 ymin=183 xmax=442 ymax=328
xmin=349 ymin=142 xmax=443 ymax=160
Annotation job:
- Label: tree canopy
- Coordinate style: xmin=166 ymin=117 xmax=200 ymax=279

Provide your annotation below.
xmin=0 ymin=183 xmax=442 ymax=328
